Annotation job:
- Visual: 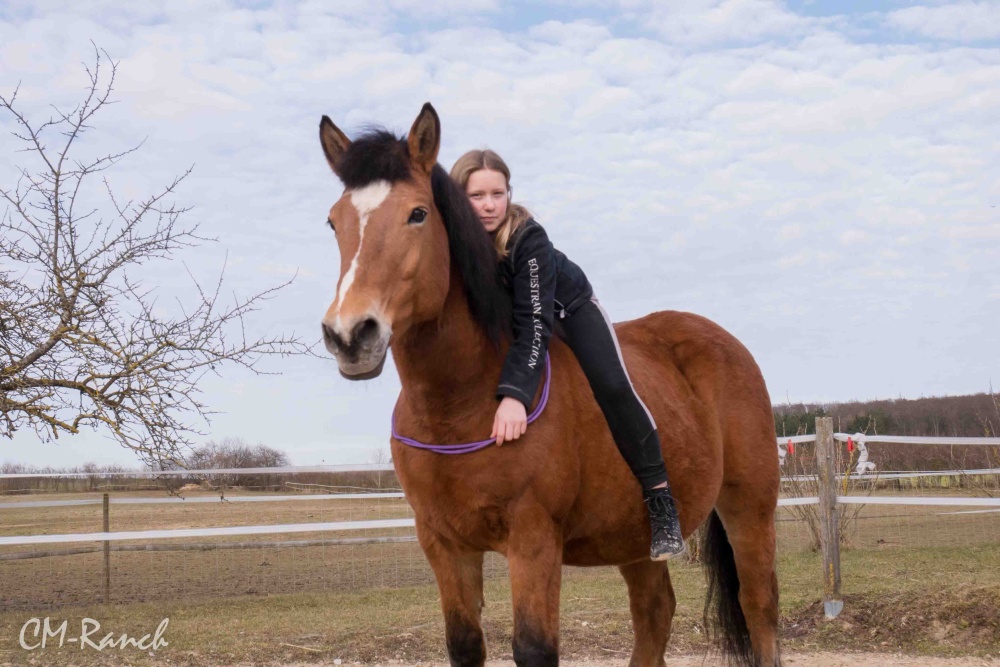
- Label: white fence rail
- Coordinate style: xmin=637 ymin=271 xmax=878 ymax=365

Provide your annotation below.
xmin=16 ymin=495 xmax=1000 ymax=548
xmin=0 ymin=492 xmax=406 ymax=510
xmin=2 ymin=426 xmax=998 ymax=612
xmin=2 ymin=431 xmax=995 ymax=481
xmin=833 ymin=434 xmax=1000 ymax=445
xmin=0 ymin=463 xmax=395 ymax=479
xmin=0 ymin=519 xmax=416 ymax=547
xmin=783 ymin=468 xmax=1000 ymax=482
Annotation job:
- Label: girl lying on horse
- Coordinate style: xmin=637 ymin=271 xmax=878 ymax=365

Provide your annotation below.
xmin=451 ymin=149 xmax=684 ymax=561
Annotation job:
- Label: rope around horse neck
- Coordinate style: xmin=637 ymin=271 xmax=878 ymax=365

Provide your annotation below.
xmin=391 ymin=353 xmax=552 ymax=455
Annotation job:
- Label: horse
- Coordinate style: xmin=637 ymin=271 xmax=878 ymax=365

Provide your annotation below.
xmin=316 ymin=103 xmax=782 ymax=667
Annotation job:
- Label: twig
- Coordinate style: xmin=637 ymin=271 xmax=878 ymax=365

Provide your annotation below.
xmin=280 ymin=643 xmax=322 ymax=653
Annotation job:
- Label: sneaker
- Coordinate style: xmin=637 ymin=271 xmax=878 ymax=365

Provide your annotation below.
xmin=643 ymin=486 xmax=686 ymax=561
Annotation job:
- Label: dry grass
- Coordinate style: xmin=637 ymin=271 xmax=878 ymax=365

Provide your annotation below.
xmin=0 ymin=492 xmax=998 ymax=666
xmin=0 ymin=546 xmax=998 ymax=667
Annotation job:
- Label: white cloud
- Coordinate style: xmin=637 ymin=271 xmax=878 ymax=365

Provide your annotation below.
xmin=945 ymin=223 xmax=1000 ymax=240
xmin=887 ymin=2 xmax=1000 ymax=42
xmin=2 ymin=1 xmax=999 ymax=467
xmin=777 ymin=249 xmax=839 ymax=269
xmin=528 ymin=20 xmax=612 ymax=48
xmin=839 ymin=229 xmax=869 ymax=245
xmin=632 ymin=0 xmax=814 ymax=47
xmin=778 ymin=223 xmax=803 ymax=240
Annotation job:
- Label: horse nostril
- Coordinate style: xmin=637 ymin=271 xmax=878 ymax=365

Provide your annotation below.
xmin=352 ymin=318 xmax=380 ymax=347
xmin=322 ymin=323 xmax=341 ymax=349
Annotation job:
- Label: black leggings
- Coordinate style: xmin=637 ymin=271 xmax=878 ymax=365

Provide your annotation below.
xmin=557 ymin=296 xmax=669 ymax=490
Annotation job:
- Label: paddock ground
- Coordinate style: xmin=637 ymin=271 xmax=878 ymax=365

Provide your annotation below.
xmin=0 ymin=545 xmax=997 ymax=666
xmin=0 ymin=491 xmax=997 ymax=665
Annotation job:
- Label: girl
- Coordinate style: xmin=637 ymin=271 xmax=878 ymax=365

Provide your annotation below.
xmin=450 ymin=149 xmax=685 ymax=561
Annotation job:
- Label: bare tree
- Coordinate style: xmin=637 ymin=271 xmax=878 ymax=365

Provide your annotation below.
xmin=185 ymin=437 xmax=290 ymax=490
xmin=959 ymin=383 xmax=1000 ymax=497
xmin=0 ymin=47 xmax=310 ymax=468
xmin=367 ymin=447 xmax=392 ymax=489
xmin=187 ymin=437 xmax=291 ymax=470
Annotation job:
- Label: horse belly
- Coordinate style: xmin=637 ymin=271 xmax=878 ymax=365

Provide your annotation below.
xmin=560 ymin=484 xmax=652 ymax=566
xmin=562 ymin=530 xmax=648 ymax=566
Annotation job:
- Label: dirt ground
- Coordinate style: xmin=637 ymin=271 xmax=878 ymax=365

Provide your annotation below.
xmin=267 ymin=657 xmax=1000 ymax=667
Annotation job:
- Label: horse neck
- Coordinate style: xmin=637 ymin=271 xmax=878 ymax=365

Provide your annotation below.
xmin=391 ymin=271 xmax=504 ymax=425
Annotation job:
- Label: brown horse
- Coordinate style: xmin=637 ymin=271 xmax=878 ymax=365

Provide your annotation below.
xmin=316 ymin=103 xmax=781 ymax=667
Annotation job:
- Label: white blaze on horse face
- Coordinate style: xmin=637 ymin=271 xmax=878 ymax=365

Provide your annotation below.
xmin=334 ymin=180 xmax=392 ymax=330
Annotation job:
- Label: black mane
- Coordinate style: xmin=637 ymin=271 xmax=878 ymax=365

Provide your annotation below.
xmin=336 ymin=129 xmax=412 ymax=188
xmin=336 ymin=128 xmax=511 ymax=344
xmin=430 ymin=163 xmax=513 ymax=344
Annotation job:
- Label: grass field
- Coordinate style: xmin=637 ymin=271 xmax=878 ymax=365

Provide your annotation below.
xmin=0 ymin=546 xmax=998 ymax=666
xmin=0 ymin=491 xmax=998 ymax=665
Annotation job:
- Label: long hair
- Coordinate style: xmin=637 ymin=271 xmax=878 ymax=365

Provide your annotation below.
xmin=450 ymin=149 xmax=533 ymax=259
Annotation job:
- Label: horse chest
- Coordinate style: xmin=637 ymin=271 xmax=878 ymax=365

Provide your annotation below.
xmin=396 ymin=468 xmax=512 ymax=549
xmin=450 ymin=502 xmax=508 ymax=540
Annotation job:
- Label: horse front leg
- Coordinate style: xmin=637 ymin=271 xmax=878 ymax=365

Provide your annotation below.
xmin=418 ymin=523 xmax=487 ymax=667
xmin=507 ymin=506 xmax=563 ymax=667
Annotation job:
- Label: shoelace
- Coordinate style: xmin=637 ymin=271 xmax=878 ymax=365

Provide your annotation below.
xmin=645 ymin=495 xmax=679 ymax=530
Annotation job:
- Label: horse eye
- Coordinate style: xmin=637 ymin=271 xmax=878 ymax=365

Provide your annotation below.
xmin=326 ymin=218 xmax=336 ymax=233
xmin=408 ymin=208 xmax=427 ymax=224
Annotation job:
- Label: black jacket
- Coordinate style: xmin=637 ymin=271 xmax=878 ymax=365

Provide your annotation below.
xmin=496 ymin=219 xmax=594 ymax=408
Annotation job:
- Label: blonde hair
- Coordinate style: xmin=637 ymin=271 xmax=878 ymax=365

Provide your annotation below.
xmin=450 ymin=149 xmax=533 ymax=259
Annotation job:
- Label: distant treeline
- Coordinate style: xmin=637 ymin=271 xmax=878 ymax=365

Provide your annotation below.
xmin=0 ymin=462 xmax=399 ymax=496
xmin=0 ymin=438 xmax=399 ymax=495
xmin=774 ymin=392 xmax=1000 ymax=438
xmin=775 ymin=392 xmax=1000 ymax=472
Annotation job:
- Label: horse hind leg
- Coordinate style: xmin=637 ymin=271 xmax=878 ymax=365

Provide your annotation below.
xmin=705 ymin=500 xmax=781 ymax=667
xmin=617 ymin=559 xmax=675 ymax=667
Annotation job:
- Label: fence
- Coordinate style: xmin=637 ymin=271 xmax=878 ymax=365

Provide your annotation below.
xmin=775 ymin=417 xmax=1000 ymax=618
xmin=1 ymin=420 xmax=999 ymax=614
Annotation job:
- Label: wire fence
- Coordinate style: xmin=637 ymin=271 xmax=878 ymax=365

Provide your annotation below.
xmin=1 ymin=425 xmax=999 ymax=613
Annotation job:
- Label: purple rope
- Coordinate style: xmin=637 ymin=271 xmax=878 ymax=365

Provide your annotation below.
xmin=392 ymin=353 xmax=552 ymax=455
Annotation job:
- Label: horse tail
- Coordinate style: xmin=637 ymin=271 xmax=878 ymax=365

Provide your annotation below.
xmin=702 ymin=509 xmax=755 ymax=667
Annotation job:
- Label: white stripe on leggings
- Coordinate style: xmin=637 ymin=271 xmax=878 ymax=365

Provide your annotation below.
xmin=589 ymin=296 xmax=657 ymax=429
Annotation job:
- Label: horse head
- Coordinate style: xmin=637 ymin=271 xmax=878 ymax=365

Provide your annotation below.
xmin=317 ymin=104 xmax=451 ymax=379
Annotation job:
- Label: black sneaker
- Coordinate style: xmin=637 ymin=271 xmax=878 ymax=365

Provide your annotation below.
xmin=643 ymin=486 xmax=686 ymax=561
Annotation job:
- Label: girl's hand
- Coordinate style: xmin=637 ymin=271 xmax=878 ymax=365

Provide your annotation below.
xmin=492 ymin=396 xmax=527 ymax=446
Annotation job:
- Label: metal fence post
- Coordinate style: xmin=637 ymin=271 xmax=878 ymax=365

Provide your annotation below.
xmin=816 ymin=416 xmax=842 ymax=618
xmin=102 ymin=493 xmax=111 ymax=604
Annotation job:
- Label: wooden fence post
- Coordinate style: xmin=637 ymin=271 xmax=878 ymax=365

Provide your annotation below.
xmin=815 ymin=416 xmax=843 ymax=619
xmin=102 ymin=493 xmax=111 ymax=604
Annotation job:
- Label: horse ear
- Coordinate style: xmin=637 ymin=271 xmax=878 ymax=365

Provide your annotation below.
xmin=407 ymin=103 xmax=440 ymax=174
xmin=319 ymin=116 xmax=351 ymax=177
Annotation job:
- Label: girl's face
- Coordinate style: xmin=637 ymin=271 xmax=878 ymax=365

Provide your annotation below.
xmin=465 ymin=168 xmax=509 ymax=233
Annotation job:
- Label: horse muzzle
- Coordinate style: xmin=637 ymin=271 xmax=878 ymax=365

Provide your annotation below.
xmin=321 ymin=315 xmax=391 ymax=380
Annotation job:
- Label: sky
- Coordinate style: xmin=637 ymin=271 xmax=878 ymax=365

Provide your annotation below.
xmin=1 ymin=0 xmax=998 ymax=468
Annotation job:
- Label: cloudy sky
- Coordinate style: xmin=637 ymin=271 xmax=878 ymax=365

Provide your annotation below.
xmin=2 ymin=0 xmax=998 ymax=468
